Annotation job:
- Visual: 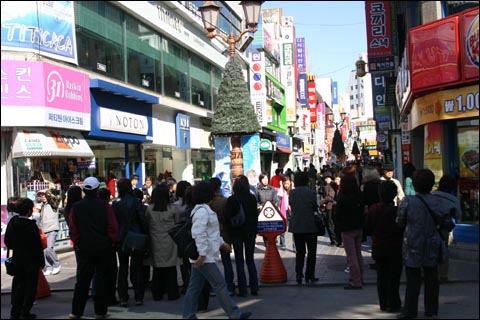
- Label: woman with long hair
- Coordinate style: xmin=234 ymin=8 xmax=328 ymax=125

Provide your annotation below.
xmin=145 ymin=183 xmax=181 ymax=300
xmin=225 ymin=175 xmax=259 ymax=297
xmin=335 ymin=174 xmax=364 ymax=289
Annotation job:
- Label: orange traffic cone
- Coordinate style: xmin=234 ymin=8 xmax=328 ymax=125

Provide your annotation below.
xmin=35 ymin=269 xmax=51 ymax=299
xmin=259 ymin=233 xmax=287 ymax=283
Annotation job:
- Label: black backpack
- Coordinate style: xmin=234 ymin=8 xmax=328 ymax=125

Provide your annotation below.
xmin=230 ymin=196 xmax=246 ymax=227
xmin=167 ymin=209 xmax=199 ymax=260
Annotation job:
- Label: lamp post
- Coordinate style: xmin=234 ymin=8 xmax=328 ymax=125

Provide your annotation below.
xmin=198 ymin=1 xmax=263 ymax=180
xmin=199 ymin=1 xmax=264 ymax=57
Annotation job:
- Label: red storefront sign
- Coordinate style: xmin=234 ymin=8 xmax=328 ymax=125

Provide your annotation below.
xmin=408 ymin=7 xmax=478 ymax=95
xmin=365 ymin=1 xmax=392 ymax=57
xmin=409 ymin=15 xmax=460 ymax=92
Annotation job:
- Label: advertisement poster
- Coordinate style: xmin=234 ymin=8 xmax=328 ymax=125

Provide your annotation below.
xmin=242 ymin=135 xmax=261 ymax=194
xmin=1 ymin=1 xmax=78 ymax=64
xmin=458 ymin=127 xmax=479 ymax=178
xmin=423 ymin=122 xmax=443 ymax=181
xmin=214 ymin=137 xmax=232 ymax=197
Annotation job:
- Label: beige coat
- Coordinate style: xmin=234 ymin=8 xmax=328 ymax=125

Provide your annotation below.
xmin=145 ymin=204 xmax=180 ymax=267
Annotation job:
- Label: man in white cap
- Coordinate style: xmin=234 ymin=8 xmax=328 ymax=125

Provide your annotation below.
xmin=69 ymin=177 xmax=118 ymax=319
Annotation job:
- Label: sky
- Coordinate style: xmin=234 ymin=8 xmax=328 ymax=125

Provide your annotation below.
xmin=262 ymin=1 xmax=368 ymax=94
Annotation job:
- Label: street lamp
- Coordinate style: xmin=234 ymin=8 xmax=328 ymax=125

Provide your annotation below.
xmin=199 ymin=1 xmax=264 ymax=57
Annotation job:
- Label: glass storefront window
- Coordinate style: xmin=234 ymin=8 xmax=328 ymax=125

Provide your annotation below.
xmin=126 ymin=16 xmax=162 ymax=93
xmin=75 ymin=1 xmax=125 ymax=81
xmin=191 ymin=53 xmax=212 ymax=109
xmin=212 ymin=66 xmax=222 ymax=111
xmin=163 ymin=38 xmax=190 ymax=102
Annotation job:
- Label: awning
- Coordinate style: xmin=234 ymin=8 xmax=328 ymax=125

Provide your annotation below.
xmin=12 ymin=128 xmax=95 ymax=158
xmin=276 ymin=146 xmax=292 ymax=154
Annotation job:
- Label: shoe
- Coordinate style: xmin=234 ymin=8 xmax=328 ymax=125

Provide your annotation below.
xmin=397 ymin=313 xmax=414 ymax=319
xmin=424 ymin=314 xmax=437 ymax=319
xmin=197 ymin=309 xmax=208 ymax=313
xmin=237 ymin=292 xmax=247 ymax=297
xmin=135 ymin=300 xmax=143 ymax=306
xmin=305 ymin=277 xmax=319 ymax=284
xmin=251 ymin=290 xmax=258 ymax=296
xmin=344 ymin=267 xmax=350 ymax=273
xmin=94 ymin=314 xmax=108 ymax=319
xmin=51 ymin=266 xmax=61 ymax=275
xmin=239 ymin=311 xmax=252 ymax=319
xmin=68 ymin=314 xmax=81 ymax=319
xmin=20 ymin=314 xmax=36 ymax=319
xmin=344 ymin=285 xmax=362 ymax=290
xmin=280 ymin=246 xmax=286 ymax=250
xmin=120 ymin=300 xmax=128 ymax=307
xmin=337 ymin=243 xmax=344 ymax=248
xmin=43 ymin=269 xmax=52 ymax=276
xmin=296 ymin=274 xmax=303 ymax=285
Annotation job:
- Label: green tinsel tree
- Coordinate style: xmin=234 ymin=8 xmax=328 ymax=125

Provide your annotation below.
xmin=331 ymin=129 xmax=345 ymax=159
xmin=211 ymin=55 xmax=261 ymax=136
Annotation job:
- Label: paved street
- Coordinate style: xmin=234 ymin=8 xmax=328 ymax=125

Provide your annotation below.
xmin=2 ymin=233 xmax=479 ymax=319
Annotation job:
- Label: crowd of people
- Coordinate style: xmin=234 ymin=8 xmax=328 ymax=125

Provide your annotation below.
xmin=5 ymin=161 xmax=462 ymax=319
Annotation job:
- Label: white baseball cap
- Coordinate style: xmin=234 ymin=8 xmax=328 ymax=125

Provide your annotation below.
xmin=83 ymin=177 xmax=100 ymax=190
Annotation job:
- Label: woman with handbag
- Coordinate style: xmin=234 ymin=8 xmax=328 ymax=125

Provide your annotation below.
xmin=288 ymin=171 xmax=320 ymax=285
xmin=145 ymin=183 xmax=181 ymax=301
xmin=112 ymin=178 xmax=148 ymax=307
xmin=5 ymin=197 xmax=45 ymax=319
xmin=396 ymin=169 xmax=453 ymax=319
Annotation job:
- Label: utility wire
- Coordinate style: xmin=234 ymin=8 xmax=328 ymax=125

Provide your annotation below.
xmin=294 ymin=21 xmax=365 ymax=27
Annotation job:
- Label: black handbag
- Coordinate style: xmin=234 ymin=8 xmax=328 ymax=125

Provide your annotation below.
xmin=122 ymin=200 xmax=149 ymax=254
xmin=314 ymin=212 xmax=326 ymax=236
xmin=5 ymin=248 xmax=15 ymax=276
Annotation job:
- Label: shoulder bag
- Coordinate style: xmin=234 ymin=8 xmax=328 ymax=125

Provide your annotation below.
xmin=416 ymin=195 xmax=449 ymax=263
xmin=313 ymin=211 xmax=326 ymax=236
xmin=122 ymin=200 xmax=149 ymax=254
xmin=168 ymin=211 xmax=199 ymax=260
xmin=5 ymin=248 xmax=15 ymax=276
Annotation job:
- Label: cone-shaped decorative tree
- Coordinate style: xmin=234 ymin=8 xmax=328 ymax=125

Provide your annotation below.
xmin=331 ymin=129 xmax=345 ymax=161
xmin=211 ymin=55 xmax=261 ymax=179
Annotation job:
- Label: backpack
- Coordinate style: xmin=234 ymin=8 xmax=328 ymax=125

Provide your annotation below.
xmin=167 ymin=210 xmax=199 ymax=260
xmin=230 ymin=196 xmax=246 ymax=227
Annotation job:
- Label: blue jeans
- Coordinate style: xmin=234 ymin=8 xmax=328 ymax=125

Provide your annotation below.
xmin=279 ymin=233 xmax=286 ymax=248
xmin=232 ymin=234 xmax=259 ymax=295
xmin=182 ymin=262 xmax=241 ymax=319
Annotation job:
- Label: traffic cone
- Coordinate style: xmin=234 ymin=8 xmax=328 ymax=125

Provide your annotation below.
xmin=35 ymin=269 xmax=51 ymax=299
xmin=259 ymin=233 xmax=287 ymax=283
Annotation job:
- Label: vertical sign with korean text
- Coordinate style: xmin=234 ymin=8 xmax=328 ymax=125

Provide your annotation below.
xmin=307 ymin=79 xmax=317 ymax=123
xmin=295 ymin=38 xmax=306 ymax=73
xmin=365 ymin=1 xmax=392 ymax=57
xmin=249 ymin=50 xmax=268 ymax=126
xmin=281 ymin=16 xmax=296 ymax=122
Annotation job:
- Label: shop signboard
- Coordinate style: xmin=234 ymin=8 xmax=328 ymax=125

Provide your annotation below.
xmin=281 ymin=16 xmax=296 ymax=122
xmin=460 ymin=8 xmax=479 ymax=81
xmin=295 ymin=38 xmax=306 ymax=73
xmin=1 ymin=1 xmax=78 ymax=64
xmin=410 ymin=85 xmax=479 ymax=130
xmin=365 ymin=1 xmax=393 ymax=57
xmin=409 ymin=15 xmax=460 ymax=93
xmin=1 ymin=60 xmax=90 ymax=130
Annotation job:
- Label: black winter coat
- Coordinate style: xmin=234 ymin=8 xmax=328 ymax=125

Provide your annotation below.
xmin=5 ymin=216 xmax=45 ymax=270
